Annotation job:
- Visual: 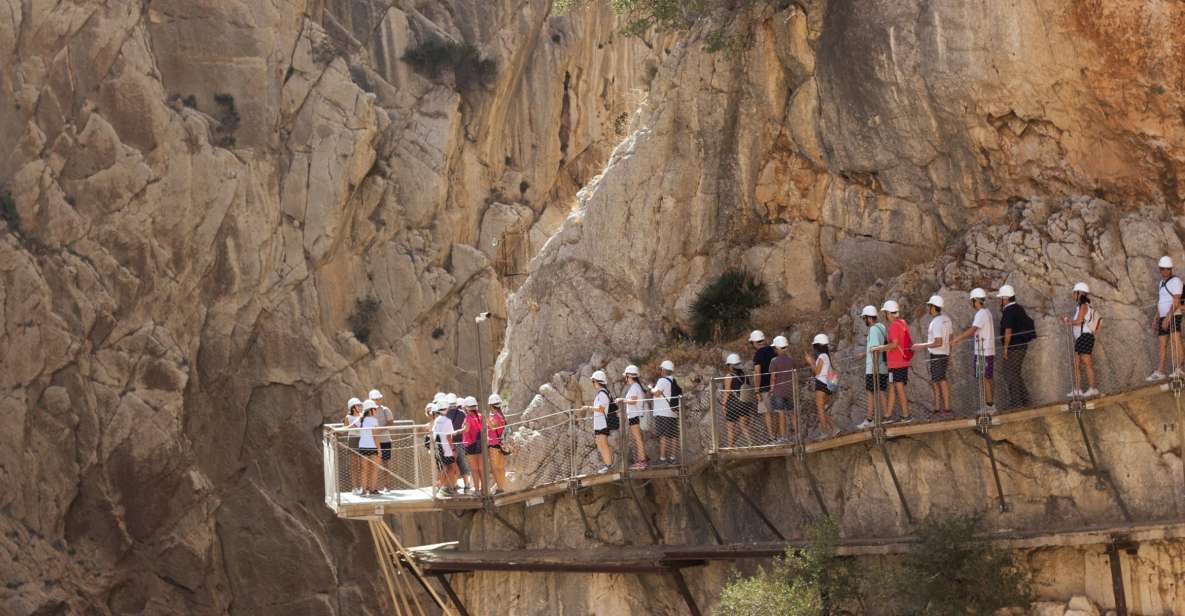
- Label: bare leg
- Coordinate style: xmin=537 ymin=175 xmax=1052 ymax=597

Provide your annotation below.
xmin=595 ymin=434 xmax=613 ymax=466
xmin=884 ymin=384 xmax=898 ymax=419
xmin=739 ymin=416 xmax=754 ymax=445
xmin=1072 ymin=354 xmax=1082 ymax=393
xmin=815 ymin=391 xmax=830 ymax=432
xmin=469 ymin=455 xmax=483 ymax=493
xmin=1174 ymin=332 xmax=1183 ymax=373
xmin=1158 ymin=335 xmax=1168 ymax=372
xmin=491 ymin=449 xmax=508 ymax=491
xmin=763 ymin=407 xmax=775 ymax=442
xmin=940 ymin=381 xmax=951 ymax=411
xmin=630 ymin=424 xmax=646 ymax=463
xmin=866 ymin=387 xmax=876 ymax=421
xmin=897 ymin=383 xmax=910 ymax=418
xmin=725 ymin=422 xmax=735 ymax=448
xmin=1084 ymin=354 xmax=1096 ymax=390
xmin=984 ymin=379 xmax=994 ymax=406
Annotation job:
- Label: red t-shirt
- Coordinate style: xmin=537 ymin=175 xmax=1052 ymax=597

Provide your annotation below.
xmin=887 ymin=319 xmax=913 ymax=368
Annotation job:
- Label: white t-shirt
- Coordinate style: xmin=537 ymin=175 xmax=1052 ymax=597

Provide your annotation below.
xmin=815 ymin=353 xmax=834 ymax=386
xmin=927 ymin=314 xmax=954 ymax=355
xmin=358 ymin=415 xmax=379 ymax=449
xmin=432 ymin=415 xmax=455 ymax=457
xmin=1072 ymin=304 xmax=1097 ymax=338
xmin=652 ymin=377 xmax=674 ymax=418
xmin=376 ymin=405 xmax=394 ymax=444
xmin=1159 ymin=276 xmax=1183 ymax=317
xmin=592 ymin=390 xmax=611 ymax=431
xmin=625 ymin=382 xmax=646 ymax=419
xmin=972 ymin=308 xmax=995 ymax=356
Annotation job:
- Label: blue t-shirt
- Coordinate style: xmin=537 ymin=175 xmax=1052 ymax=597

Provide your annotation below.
xmin=865 ymin=323 xmax=888 ymax=375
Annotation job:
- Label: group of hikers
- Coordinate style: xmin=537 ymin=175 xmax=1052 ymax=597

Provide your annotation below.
xmin=340 ymin=255 xmax=1185 ymax=496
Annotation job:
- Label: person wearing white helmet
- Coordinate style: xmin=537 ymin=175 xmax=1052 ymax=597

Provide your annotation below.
xmin=622 ymin=365 xmax=650 ymax=470
xmin=357 ymin=400 xmax=382 ymax=495
xmin=721 ymin=353 xmax=755 ymax=447
xmin=952 ymin=288 xmax=996 ymax=410
xmin=486 ymin=394 xmax=509 ymax=493
xmin=804 ymin=334 xmax=836 ymax=436
xmin=368 ymin=389 xmax=395 ymax=493
xmin=1150 ymin=256 xmax=1184 ymax=381
xmin=344 ymin=397 xmax=364 ymax=494
xmin=1062 ymin=282 xmax=1100 ymax=397
xmin=857 ymin=305 xmax=889 ymax=430
xmin=430 ymin=404 xmax=460 ymax=497
xmin=749 ymin=330 xmax=777 ymax=443
xmin=912 ymin=295 xmax=954 ymax=415
xmin=768 ymin=336 xmax=797 ymax=442
xmin=650 ymin=360 xmax=681 ymax=464
xmin=442 ymin=393 xmax=473 ymax=493
xmin=872 ymin=301 xmax=914 ymax=423
xmin=588 ymin=370 xmax=617 ymax=473
xmin=460 ymin=396 xmax=486 ymax=494
xmin=996 ymin=284 xmax=1034 ymax=410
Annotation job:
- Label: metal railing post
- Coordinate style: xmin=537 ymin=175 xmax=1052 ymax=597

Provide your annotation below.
xmin=569 ymin=410 xmax=577 ymax=481
xmin=709 ymin=379 xmax=720 ymax=455
xmin=872 ymin=354 xmax=883 ymax=430
xmin=481 ymin=403 xmax=492 ymax=498
xmin=413 ymin=426 xmax=422 ymax=488
xmin=676 ymin=395 xmax=686 ymax=472
xmin=792 ymin=372 xmax=803 ymax=456
xmin=619 ymin=398 xmax=629 ymax=474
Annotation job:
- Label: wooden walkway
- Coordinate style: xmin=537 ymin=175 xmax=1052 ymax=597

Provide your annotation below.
xmin=331 ymin=381 xmax=1173 ymax=519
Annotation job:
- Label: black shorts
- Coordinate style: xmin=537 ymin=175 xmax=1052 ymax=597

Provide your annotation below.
xmin=889 ymin=367 xmax=909 ymax=384
xmin=594 ymin=428 xmax=612 ymax=437
xmin=628 ymin=416 xmax=641 ymax=426
xmin=359 ymin=447 xmax=377 ymax=456
xmin=1157 ymin=314 xmax=1183 ymax=336
xmin=814 ymin=380 xmax=833 ymax=395
xmin=490 ymin=443 xmax=509 ymax=455
xmin=864 ymin=373 xmax=888 ymax=392
xmin=655 ymin=415 xmax=679 ymax=437
xmin=929 ymin=355 xmax=949 ymax=382
xmin=1075 ymin=333 xmax=1096 ymax=355
xmin=436 ymin=445 xmax=455 ymax=466
xmin=380 ymin=442 xmax=392 ymax=460
xmin=465 ymin=443 xmax=482 ymax=455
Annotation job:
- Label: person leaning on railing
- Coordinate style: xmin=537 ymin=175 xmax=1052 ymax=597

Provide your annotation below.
xmin=858 ymin=305 xmax=889 ymax=429
xmin=357 ymin=400 xmax=382 ymax=495
xmin=912 ymin=295 xmax=954 ymax=415
xmin=951 ymin=288 xmax=996 ymax=412
xmin=872 ymin=300 xmax=914 ymax=424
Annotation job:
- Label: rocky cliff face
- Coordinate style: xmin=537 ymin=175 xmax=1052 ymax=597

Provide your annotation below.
xmin=0 ymin=1 xmax=655 ymax=614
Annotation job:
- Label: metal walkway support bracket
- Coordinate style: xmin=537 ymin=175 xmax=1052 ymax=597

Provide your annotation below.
xmin=796 ymin=455 xmax=829 ymax=518
xmin=873 ymin=436 xmax=915 ymax=525
xmin=625 ymin=479 xmax=664 ymax=544
xmin=1071 ymin=401 xmax=1134 ymax=522
xmin=1106 ymin=538 xmax=1138 ymax=616
xmin=570 ymin=483 xmax=597 ymax=540
xmin=681 ymin=477 xmax=725 ymax=545
xmin=721 ymin=471 xmax=785 ymax=541
xmin=431 ymin=573 xmax=471 ymax=616
xmin=369 ymin=519 xmax=454 ymax=616
xmin=976 ymin=414 xmax=1011 ymax=513
xmin=667 ymin=569 xmax=703 ymax=616
xmin=490 ymin=507 xmax=528 ymax=547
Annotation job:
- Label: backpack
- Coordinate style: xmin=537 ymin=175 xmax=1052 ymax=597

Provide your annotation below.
xmin=897 ymin=323 xmax=915 ymax=362
xmin=600 ymin=388 xmax=621 ymax=431
xmin=1011 ymin=305 xmax=1037 ymax=345
xmin=661 ymin=376 xmax=682 ymax=413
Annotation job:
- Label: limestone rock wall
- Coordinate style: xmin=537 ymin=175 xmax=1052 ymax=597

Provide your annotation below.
xmin=0 ymin=1 xmax=655 ymax=614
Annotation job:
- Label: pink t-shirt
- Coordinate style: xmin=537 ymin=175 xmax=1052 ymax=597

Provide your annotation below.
xmin=887 ymin=319 xmax=913 ymax=369
xmin=462 ymin=413 xmax=483 ymax=447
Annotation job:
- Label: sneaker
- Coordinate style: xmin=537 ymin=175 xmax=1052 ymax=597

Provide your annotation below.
xmin=1083 ymin=388 xmax=1100 ymax=397
xmin=984 ymin=404 xmax=996 ymax=414
xmin=882 ymin=415 xmax=897 ymax=424
xmin=435 ymin=488 xmax=450 ymax=498
xmin=596 ymin=464 xmax=612 ymax=474
xmin=1147 ymin=371 xmax=1166 ymax=381
xmin=857 ymin=418 xmax=874 ymax=430
xmin=629 ymin=460 xmax=649 ymax=471
xmin=1067 ymin=389 xmax=1082 ymax=398
xmin=899 ymin=415 xmax=914 ymax=424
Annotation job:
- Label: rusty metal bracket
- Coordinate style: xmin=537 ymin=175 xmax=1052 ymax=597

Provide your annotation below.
xmin=625 ymin=479 xmax=663 ymax=544
xmin=1106 ymin=540 xmax=1135 ymax=616
xmin=1073 ymin=410 xmax=1134 ymax=522
xmin=682 ymin=477 xmax=725 ymax=545
xmin=570 ymin=485 xmax=597 ymax=540
xmin=876 ymin=441 xmax=914 ymax=525
xmin=976 ymin=423 xmax=1010 ymax=513
xmin=668 ymin=569 xmax=703 ymax=616
xmin=489 ymin=508 xmax=528 ymax=546
xmin=721 ymin=471 xmax=785 ymax=541
xmin=797 ymin=455 xmax=829 ymax=518
xmin=431 ymin=573 xmax=471 ymax=616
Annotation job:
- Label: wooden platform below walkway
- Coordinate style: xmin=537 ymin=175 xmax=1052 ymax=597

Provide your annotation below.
xmin=407 ymin=519 xmax=1185 ymax=574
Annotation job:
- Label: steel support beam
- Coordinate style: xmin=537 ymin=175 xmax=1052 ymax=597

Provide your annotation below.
xmin=722 ymin=471 xmax=785 ymax=541
xmin=432 ymin=573 xmax=471 ymax=616
xmin=874 ymin=436 xmax=914 ymax=525
xmin=977 ymin=416 xmax=1010 ymax=513
xmin=625 ymin=479 xmax=663 ymax=544
xmin=667 ymin=570 xmax=703 ymax=616
xmin=1073 ymin=405 xmax=1133 ymax=522
xmin=681 ymin=478 xmax=725 ymax=545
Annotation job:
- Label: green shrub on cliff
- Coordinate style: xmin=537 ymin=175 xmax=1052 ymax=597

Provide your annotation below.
xmin=690 ymin=269 xmax=767 ymax=343
xmin=402 ymin=39 xmax=497 ymax=90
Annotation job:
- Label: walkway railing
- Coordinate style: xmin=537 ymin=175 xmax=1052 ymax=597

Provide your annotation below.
xmin=322 ymin=299 xmax=1183 ymax=514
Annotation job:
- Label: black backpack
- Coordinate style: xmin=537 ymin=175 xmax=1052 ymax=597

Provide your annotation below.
xmin=600 ymin=388 xmax=621 ymax=431
xmin=660 ymin=376 xmax=683 ymax=413
xmin=1011 ymin=305 xmax=1037 ymax=345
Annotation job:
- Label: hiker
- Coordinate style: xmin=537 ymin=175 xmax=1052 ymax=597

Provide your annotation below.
xmin=369 ymin=389 xmax=394 ymax=493
xmin=858 ymin=305 xmax=889 ymax=429
xmin=460 ymin=397 xmax=485 ymax=494
xmin=997 ymin=285 xmax=1034 ymax=409
xmin=768 ymin=336 xmax=797 ymax=441
xmin=358 ymin=400 xmax=381 ymax=495
xmin=750 ymin=330 xmax=778 ymax=443
xmin=804 ymin=334 xmax=835 ymax=436
xmin=874 ymin=300 xmax=913 ymax=423
xmin=589 ymin=370 xmax=616 ymax=474
xmin=722 ymin=353 xmax=756 ymax=447
xmin=1149 ymin=256 xmax=1184 ymax=381
xmin=344 ymin=397 xmax=363 ymax=494
xmin=912 ymin=296 xmax=953 ymax=415
xmin=622 ymin=365 xmax=650 ymax=470
xmin=431 ymin=404 xmax=459 ymax=498
xmin=1063 ymin=283 xmax=1100 ymax=397
xmin=444 ymin=393 xmax=474 ymax=493
xmin=650 ymin=360 xmax=681 ymax=464
xmin=487 ymin=394 xmax=509 ymax=493
xmin=952 ymin=288 xmax=996 ymax=411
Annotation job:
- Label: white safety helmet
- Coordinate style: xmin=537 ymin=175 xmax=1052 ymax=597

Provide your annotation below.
xmin=725 ymin=353 xmax=742 ymax=366
xmin=368 ymin=389 xmax=382 ymax=400
xmin=347 ymin=397 xmax=362 ymax=410
xmin=488 ymin=393 xmax=503 ymax=406
xmin=623 ymin=364 xmax=640 ymax=377
xmin=860 ymin=305 xmax=878 ymax=318
xmin=1160 ymin=256 xmax=1174 ymax=269
xmin=969 ymin=288 xmax=987 ymax=300
xmin=445 ymin=393 xmax=458 ymax=406
xmin=772 ymin=335 xmax=789 ymax=348
xmin=362 ymin=399 xmax=378 ymax=411
xmin=996 ymin=284 xmax=1015 ymax=298
xmin=927 ymin=295 xmax=945 ymax=308
xmin=424 ymin=403 xmax=435 ymax=417
xmin=881 ymin=300 xmax=900 ymax=313
xmin=1072 ymin=282 xmax=1090 ymax=294
xmin=433 ymin=392 xmax=446 ymax=403
xmin=463 ymin=396 xmax=478 ymax=408
xmin=748 ymin=330 xmax=766 ymax=343
xmin=591 ymin=370 xmax=607 ymax=383
xmin=660 ymin=360 xmax=675 ymax=372
xmin=812 ymin=333 xmax=830 ymax=346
